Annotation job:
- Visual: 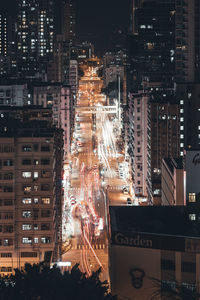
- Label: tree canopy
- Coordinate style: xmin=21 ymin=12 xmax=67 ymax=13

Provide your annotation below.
xmin=0 ymin=263 xmax=116 ymax=300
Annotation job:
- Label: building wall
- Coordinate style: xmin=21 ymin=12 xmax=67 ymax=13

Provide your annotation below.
xmin=110 ymin=234 xmax=200 ymax=300
xmin=0 ymin=134 xmax=63 ymax=275
xmin=161 ymin=158 xmax=184 ymax=206
xmin=33 ymin=84 xmax=73 ymax=156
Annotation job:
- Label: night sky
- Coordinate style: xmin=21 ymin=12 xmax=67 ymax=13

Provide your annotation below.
xmin=0 ymin=0 xmax=130 ymax=52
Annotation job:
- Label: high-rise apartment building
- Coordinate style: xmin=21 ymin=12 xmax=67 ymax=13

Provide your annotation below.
xmin=61 ymin=0 xmax=76 ymax=44
xmin=149 ymin=88 xmax=180 ymax=204
xmin=128 ymin=90 xmax=151 ymax=201
xmin=33 ymin=83 xmax=74 ymax=156
xmin=129 ymin=0 xmax=175 ymax=86
xmin=17 ymin=0 xmax=54 ymax=78
xmin=0 ymin=106 xmax=63 ymax=275
xmin=175 ymin=0 xmax=200 ymax=83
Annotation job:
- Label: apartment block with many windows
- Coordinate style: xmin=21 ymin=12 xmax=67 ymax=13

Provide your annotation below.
xmin=0 ymin=107 xmax=63 ymax=275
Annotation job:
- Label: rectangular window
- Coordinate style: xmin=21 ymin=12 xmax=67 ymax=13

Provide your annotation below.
xmin=1 ymin=253 xmax=12 ymax=258
xmin=41 ymin=197 xmax=50 ymax=204
xmin=41 ymin=223 xmax=50 ymax=230
xmin=3 ymin=186 xmax=13 ymax=192
xmin=22 ymin=145 xmax=31 ymax=152
xmin=4 ymin=200 xmax=13 ymax=206
xmin=41 ymin=145 xmax=50 ymax=152
xmin=181 ymin=262 xmax=196 ymax=273
xmin=22 ymin=159 xmax=31 ymax=165
xmin=34 ymin=159 xmax=39 ymax=165
xmin=3 ymin=160 xmax=13 ymax=166
xmin=41 ymin=184 xmax=50 ymax=191
xmin=41 ymin=170 xmax=50 ymax=178
xmin=22 ymin=172 xmax=31 ymax=178
xmin=41 ymin=237 xmax=51 ymax=244
xmin=189 ymin=214 xmax=196 ymax=221
xmin=41 ymin=159 xmax=50 ymax=165
xmin=4 ymin=226 xmax=13 ymax=233
xmin=4 ymin=213 xmax=13 ymax=219
xmin=22 ymin=211 xmax=31 ymax=218
xmin=33 ymin=172 xmax=38 ymax=179
xmin=34 ymin=198 xmax=39 ymax=204
xmin=22 ymin=198 xmax=31 ymax=204
xmin=23 ymin=186 xmax=31 ymax=193
xmin=161 ymin=259 xmax=175 ymax=271
xmin=4 ymin=173 xmax=13 ymax=180
xmin=34 ymin=224 xmax=38 ymax=230
xmin=21 ymin=252 xmax=37 ymax=257
xmin=22 ymin=224 xmax=32 ymax=231
xmin=41 ymin=210 xmax=51 ymax=218
xmin=34 ymin=237 xmax=38 ymax=244
xmin=22 ymin=237 xmax=32 ymax=244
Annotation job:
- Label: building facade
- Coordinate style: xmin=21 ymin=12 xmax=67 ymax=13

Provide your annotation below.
xmin=161 ymin=158 xmax=184 ymax=205
xmin=33 ymin=83 xmax=74 ymax=156
xmin=0 ymin=107 xmax=63 ymax=275
xmin=17 ymin=0 xmax=54 ymax=78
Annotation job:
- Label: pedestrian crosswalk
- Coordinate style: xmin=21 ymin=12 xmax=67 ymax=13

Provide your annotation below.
xmin=71 ymin=244 xmax=106 ymax=250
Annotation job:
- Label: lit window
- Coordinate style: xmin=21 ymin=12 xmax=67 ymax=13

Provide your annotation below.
xmin=41 ymin=237 xmax=51 ymax=244
xmin=22 ymin=198 xmax=31 ymax=204
xmin=23 ymin=186 xmax=31 ymax=193
xmin=22 ymin=237 xmax=32 ymax=244
xmin=189 ymin=214 xmax=196 ymax=221
xmin=33 ymin=172 xmax=38 ymax=179
xmin=22 ymin=224 xmax=32 ymax=230
xmin=180 ymin=126 xmax=184 ymax=130
xmin=41 ymin=198 xmax=50 ymax=204
xmin=22 ymin=211 xmax=31 ymax=218
xmin=189 ymin=193 xmax=196 ymax=203
xmin=34 ymin=198 xmax=39 ymax=204
xmin=22 ymin=145 xmax=31 ymax=152
xmin=180 ymin=134 xmax=184 ymax=139
xmin=34 ymin=238 xmax=38 ymax=244
xmin=22 ymin=172 xmax=31 ymax=178
xmin=180 ymin=100 xmax=184 ymax=105
xmin=180 ymin=143 xmax=184 ymax=147
xmin=34 ymin=224 xmax=38 ymax=230
xmin=180 ymin=109 xmax=184 ymax=113
xmin=180 ymin=117 xmax=184 ymax=122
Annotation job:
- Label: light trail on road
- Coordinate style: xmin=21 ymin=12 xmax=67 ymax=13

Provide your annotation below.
xmin=62 ymin=58 xmax=133 ymax=280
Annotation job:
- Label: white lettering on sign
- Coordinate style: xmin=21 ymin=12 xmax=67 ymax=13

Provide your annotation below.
xmin=114 ymin=233 xmax=153 ymax=248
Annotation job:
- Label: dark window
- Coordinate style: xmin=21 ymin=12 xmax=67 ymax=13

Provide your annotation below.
xmin=161 ymin=259 xmax=175 ymax=271
xmin=41 ymin=210 xmax=51 ymax=218
xmin=33 ymin=144 xmax=38 ymax=151
xmin=1 ymin=253 xmax=12 ymax=257
xmin=3 ymin=160 xmax=13 ymax=166
xmin=3 ymin=186 xmax=13 ymax=193
xmin=22 ymin=159 xmax=31 ymax=165
xmin=4 ymin=200 xmax=13 ymax=206
xmin=181 ymin=262 xmax=196 ymax=273
xmin=4 ymin=173 xmax=13 ymax=180
xmin=21 ymin=252 xmax=37 ymax=257
xmin=41 ymin=184 xmax=50 ymax=191
xmin=41 ymin=159 xmax=50 ymax=165
xmin=41 ymin=145 xmax=50 ymax=152
xmin=4 ymin=225 xmax=13 ymax=233
xmin=41 ymin=223 xmax=50 ymax=230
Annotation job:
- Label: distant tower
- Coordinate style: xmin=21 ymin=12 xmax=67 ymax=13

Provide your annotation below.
xmin=61 ymin=0 xmax=76 ymax=44
xmin=17 ymin=0 xmax=54 ymax=77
